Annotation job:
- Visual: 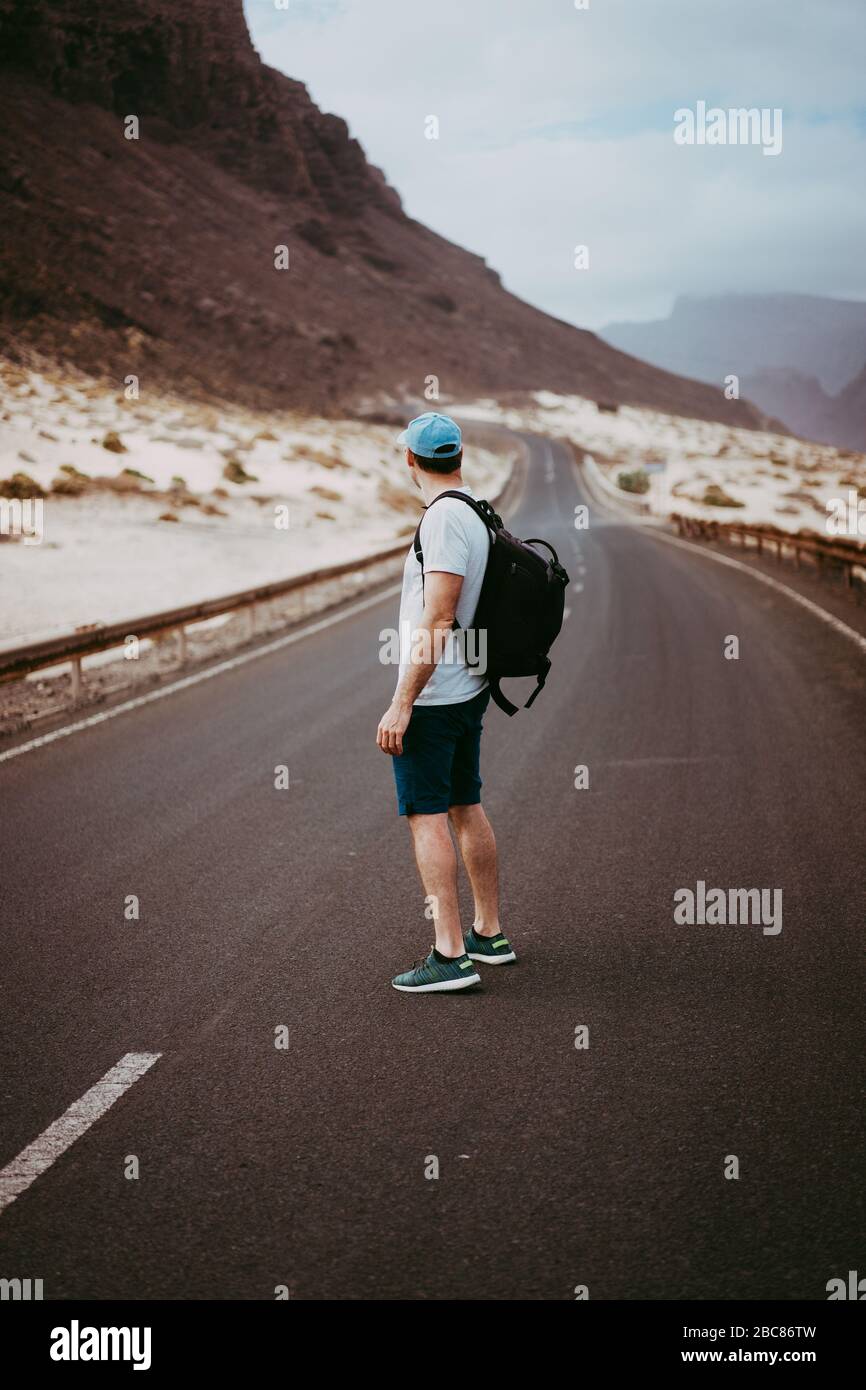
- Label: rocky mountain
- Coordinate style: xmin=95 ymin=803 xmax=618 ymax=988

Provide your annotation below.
xmin=602 ymin=294 xmax=866 ymax=393
xmin=832 ymin=361 xmax=866 ymax=449
xmin=601 ymin=293 xmax=866 ymax=449
xmin=0 ymin=0 xmax=768 ymax=425
xmin=736 ymin=362 xmax=866 ymax=453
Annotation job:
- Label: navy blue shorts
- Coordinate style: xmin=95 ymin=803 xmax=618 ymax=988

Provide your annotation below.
xmin=392 ymin=688 xmax=490 ymax=816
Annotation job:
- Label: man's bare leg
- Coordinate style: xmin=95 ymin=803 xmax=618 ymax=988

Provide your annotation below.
xmin=448 ymin=803 xmax=500 ymax=937
xmin=407 ymin=812 xmax=464 ymax=956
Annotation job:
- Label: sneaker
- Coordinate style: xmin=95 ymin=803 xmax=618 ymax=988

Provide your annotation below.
xmin=391 ymin=948 xmax=481 ymax=993
xmin=464 ymin=926 xmax=517 ymax=964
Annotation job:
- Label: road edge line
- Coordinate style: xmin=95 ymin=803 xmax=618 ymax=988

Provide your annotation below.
xmin=0 ymin=583 xmax=401 ymax=764
xmin=645 ymin=527 xmax=866 ymax=656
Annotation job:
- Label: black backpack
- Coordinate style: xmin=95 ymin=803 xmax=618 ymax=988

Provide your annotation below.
xmin=413 ymin=491 xmax=570 ymax=715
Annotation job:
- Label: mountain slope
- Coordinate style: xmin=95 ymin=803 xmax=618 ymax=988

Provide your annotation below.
xmin=602 ymin=293 xmax=866 ymax=395
xmin=833 ymin=360 xmax=866 ymax=449
xmin=0 ymin=0 xmax=767 ymax=425
xmin=731 ymin=366 xmax=866 ymax=453
xmin=737 ymin=368 xmax=836 ymax=446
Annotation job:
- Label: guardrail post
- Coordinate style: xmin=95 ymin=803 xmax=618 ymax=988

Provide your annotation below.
xmin=177 ymin=626 xmax=187 ymax=666
xmin=0 ymin=538 xmax=412 ymax=691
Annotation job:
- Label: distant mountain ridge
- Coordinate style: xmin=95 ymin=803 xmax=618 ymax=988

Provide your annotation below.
xmin=601 ymin=293 xmax=866 ymax=450
xmin=750 ymin=359 xmax=866 ymax=453
xmin=0 ymin=0 xmax=769 ymax=426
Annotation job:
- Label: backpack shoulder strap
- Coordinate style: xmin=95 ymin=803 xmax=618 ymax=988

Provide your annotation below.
xmin=413 ymin=492 xmax=500 ymax=565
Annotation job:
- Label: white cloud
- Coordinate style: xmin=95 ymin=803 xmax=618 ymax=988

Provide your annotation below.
xmin=245 ymin=0 xmax=866 ymax=325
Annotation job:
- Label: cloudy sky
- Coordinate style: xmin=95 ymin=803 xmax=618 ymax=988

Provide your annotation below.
xmin=244 ymin=0 xmax=866 ymax=330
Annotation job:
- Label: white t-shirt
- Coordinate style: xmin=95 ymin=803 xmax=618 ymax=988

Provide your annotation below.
xmin=397 ymin=486 xmax=490 ymax=706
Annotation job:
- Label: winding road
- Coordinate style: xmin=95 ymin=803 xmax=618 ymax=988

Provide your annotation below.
xmin=1 ymin=433 xmax=863 ymax=1300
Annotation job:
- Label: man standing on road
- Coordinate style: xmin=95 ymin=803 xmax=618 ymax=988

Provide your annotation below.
xmin=377 ymin=412 xmax=517 ymax=993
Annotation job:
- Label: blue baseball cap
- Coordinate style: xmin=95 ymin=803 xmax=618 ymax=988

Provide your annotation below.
xmin=397 ymin=412 xmax=462 ymax=460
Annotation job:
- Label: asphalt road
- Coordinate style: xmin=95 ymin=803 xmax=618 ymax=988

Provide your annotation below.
xmin=1 ymin=433 xmax=864 ymax=1301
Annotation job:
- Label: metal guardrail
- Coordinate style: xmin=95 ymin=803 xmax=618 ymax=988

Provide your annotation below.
xmin=0 ymin=442 xmax=524 ymax=699
xmin=0 ymin=542 xmax=409 ymax=694
xmin=671 ymin=514 xmax=866 ymax=588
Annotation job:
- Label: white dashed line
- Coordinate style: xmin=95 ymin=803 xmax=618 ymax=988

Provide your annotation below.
xmin=544 ymin=439 xmax=556 ymax=483
xmin=0 ymin=1052 xmax=161 ymax=1216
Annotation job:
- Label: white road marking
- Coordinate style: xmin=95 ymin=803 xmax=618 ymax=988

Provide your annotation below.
xmin=563 ymin=606 xmax=572 ymax=620
xmin=0 ymin=1052 xmax=161 ymax=1216
xmin=573 ymin=582 xmax=584 ymax=593
xmin=647 ymin=529 xmax=866 ymax=656
xmin=544 ymin=439 xmax=555 ymax=483
xmin=0 ymin=583 xmax=402 ymax=763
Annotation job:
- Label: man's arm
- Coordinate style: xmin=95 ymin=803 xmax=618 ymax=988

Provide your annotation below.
xmin=376 ymin=569 xmax=463 ymax=755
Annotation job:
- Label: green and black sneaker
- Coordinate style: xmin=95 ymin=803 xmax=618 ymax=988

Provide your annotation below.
xmin=391 ymin=948 xmax=481 ymax=993
xmin=464 ymin=926 xmax=517 ymax=965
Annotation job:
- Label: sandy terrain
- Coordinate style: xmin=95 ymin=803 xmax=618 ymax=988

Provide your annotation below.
xmin=0 ymin=360 xmax=514 ymax=645
xmin=462 ymin=392 xmax=866 ymax=533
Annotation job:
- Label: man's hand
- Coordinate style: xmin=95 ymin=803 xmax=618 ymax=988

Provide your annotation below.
xmin=377 ymin=699 xmax=412 ymax=756
xmin=376 ymin=571 xmax=460 ymax=753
